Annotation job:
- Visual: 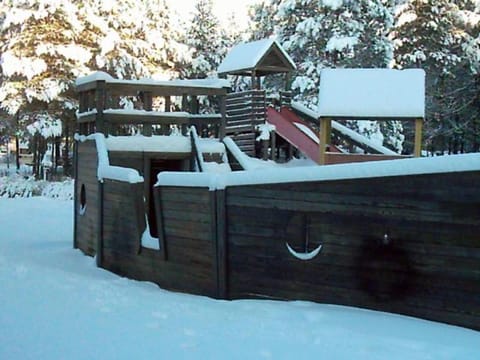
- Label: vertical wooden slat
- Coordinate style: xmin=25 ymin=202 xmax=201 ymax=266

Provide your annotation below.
xmin=219 ymin=95 xmax=226 ymax=139
xmin=414 ymin=117 xmax=423 ymax=157
xmin=143 ymin=91 xmax=153 ymax=137
xmin=319 ymin=117 xmax=331 ymax=165
xmin=213 ymin=189 xmax=228 ymax=299
xmin=96 ymin=181 xmax=104 ymax=267
xmin=73 ymin=140 xmax=79 ymax=249
xmin=95 ymin=80 xmax=106 ymax=135
xmin=153 ymin=186 xmax=167 ymax=260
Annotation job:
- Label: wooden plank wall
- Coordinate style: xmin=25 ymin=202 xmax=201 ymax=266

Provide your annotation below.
xmin=100 ymin=185 xmax=218 ymax=298
xmin=224 ymin=171 xmax=480 ymax=330
xmin=75 ymin=141 xmax=100 ymax=256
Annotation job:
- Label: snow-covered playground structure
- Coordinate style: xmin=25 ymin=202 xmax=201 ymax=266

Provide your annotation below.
xmin=73 ymin=40 xmax=480 ymax=331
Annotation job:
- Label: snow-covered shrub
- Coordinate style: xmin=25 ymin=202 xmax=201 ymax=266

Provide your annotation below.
xmin=41 ymin=179 xmax=74 ymax=200
xmin=0 ymin=175 xmax=44 ymax=198
xmin=0 ymin=175 xmax=73 ymax=199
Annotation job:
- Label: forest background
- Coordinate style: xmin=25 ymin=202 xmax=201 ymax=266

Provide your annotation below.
xmin=1 ymin=0 xmax=479 ymax=177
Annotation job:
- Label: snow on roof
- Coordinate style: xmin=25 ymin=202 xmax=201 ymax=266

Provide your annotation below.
xmin=217 ymin=38 xmax=296 ymax=75
xmin=318 ymin=68 xmax=425 ymax=118
xmin=75 ymin=71 xmax=230 ymax=89
xmin=156 ymin=152 xmax=480 ymax=191
xmin=104 ymin=134 xmax=191 ymax=153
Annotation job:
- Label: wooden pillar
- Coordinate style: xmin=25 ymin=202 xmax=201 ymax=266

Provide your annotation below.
xmin=181 ymin=94 xmax=188 ymax=135
xmin=164 ymin=96 xmax=171 ymax=112
xmin=251 ymin=70 xmax=256 ymax=90
xmin=96 ymin=181 xmax=104 ymax=267
xmin=213 ymin=189 xmax=227 ymax=299
xmin=143 ymin=91 xmax=153 ymax=137
xmin=414 ymin=117 xmax=423 ymax=157
xmin=94 ymin=80 xmax=106 ymax=135
xmin=319 ymin=117 xmax=331 ymax=165
xmin=219 ymin=95 xmax=226 ymax=139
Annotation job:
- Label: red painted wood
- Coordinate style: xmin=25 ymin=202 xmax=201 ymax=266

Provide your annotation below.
xmin=267 ymin=107 xmax=320 ymax=162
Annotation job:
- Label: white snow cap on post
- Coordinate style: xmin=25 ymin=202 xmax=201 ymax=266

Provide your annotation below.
xmin=317 ymin=68 xmax=425 ymax=118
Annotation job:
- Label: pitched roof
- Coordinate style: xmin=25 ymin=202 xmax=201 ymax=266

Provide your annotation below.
xmin=217 ymin=38 xmax=296 ymax=76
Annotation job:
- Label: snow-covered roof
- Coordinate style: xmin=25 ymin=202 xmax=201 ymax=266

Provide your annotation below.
xmin=318 ymin=68 xmax=425 ymax=119
xmin=156 ymin=152 xmax=480 ymax=190
xmin=217 ymin=38 xmax=296 ymax=76
xmin=75 ymin=71 xmax=230 ymax=89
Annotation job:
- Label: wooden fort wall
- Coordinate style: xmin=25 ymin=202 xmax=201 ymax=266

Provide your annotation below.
xmin=76 ymin=145 xmax=480 ymax=330
xmin=98 ymin=183 xmax=218 ymax=298
xmin=223 ymin=171 xmax=480 ymax=330
xmin=74 ymin=141 xmax=100 ymax=256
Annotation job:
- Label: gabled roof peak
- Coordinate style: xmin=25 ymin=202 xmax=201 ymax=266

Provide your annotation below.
xmin=217 ymin=38 xmax=296 ymax=77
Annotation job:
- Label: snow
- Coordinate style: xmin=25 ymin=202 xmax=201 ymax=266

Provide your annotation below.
xmin=318 ymin=68 xmax=425 ymax=118
xmin=105 ymin=134 xmax=190 ymax=153
xmin=75 ymin=71 xmax=230 ymax=89
xmin=141 ymin=217 xmax=160 ymax=250
xmin=217 ymin=38 xmax=296 ymax=75
xmin=0 ymin=195 xmax=479 ymax=359
xmin=157 ymin=152 xmax=480 ymax=190
xmin=294 ymin=122 xmax=319 ymax=144
xmin=75 ymin=133 xmax=144 ymax=183
xmin=256 ymin=123 xmax=276 ymax=141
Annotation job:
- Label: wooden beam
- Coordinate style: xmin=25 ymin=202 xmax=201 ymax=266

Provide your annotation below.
xmin=319 ymin=117 xmax=331 ymax=165
xmin=414 ymin=117 xmax=423 ymax=157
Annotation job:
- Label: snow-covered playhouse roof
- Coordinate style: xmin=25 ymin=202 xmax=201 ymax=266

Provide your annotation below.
xmin=217 ymin=38 xmax=296 ymax=76
xmin=317 ymin=68 xmax=425 ymax=119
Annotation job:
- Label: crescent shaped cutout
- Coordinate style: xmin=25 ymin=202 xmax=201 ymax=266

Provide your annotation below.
xmin=285 ymin=242 xmax=322 ymax=261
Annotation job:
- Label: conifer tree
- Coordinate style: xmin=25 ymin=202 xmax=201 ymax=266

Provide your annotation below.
xmin=393 ymin=0 xmax=478 ymax=153
xmin=182 ymin=0 xmax=224 ymax=79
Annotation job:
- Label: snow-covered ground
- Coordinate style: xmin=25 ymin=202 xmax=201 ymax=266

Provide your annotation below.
xmin=0 ymin=196 xmax=479 ymax=359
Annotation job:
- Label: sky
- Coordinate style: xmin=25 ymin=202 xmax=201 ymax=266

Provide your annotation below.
xmin=168 ymin=0 xmax=260 ymax=28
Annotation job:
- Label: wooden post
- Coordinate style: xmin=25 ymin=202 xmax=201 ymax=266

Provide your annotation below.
xmin=270 ymin=131 xmax=276 ymax=160
xmin=95 ymin=80 xmax=106 ymax=135
xmin=251 ymin=70 xmax=256 ymax=90
xmin=96 ymin=181 xmax=104 ymax=267
xmin=219 ymin=95 xmax=226 ymax=139
xmin=213 ymin=189 xmax=227 ymax=299
xmin=414 ymin=117 xmax=423 ymax=157
xmin=319 ymin=117 xmax=331 ymax=165
xmin=164 ymin=96 xmax=170 ymax=112
xmin=153 ymin=186 xmax=167 ymax=260
xmin=142 ymin=91 xmax=153 ymax=137
xmin=73 ymin=140 xmax=79 ymax=249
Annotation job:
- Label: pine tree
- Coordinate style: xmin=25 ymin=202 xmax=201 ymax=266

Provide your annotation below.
xmin=250 ymin=0 xmax=403 ymax=152
xmin=181 ymin=0 xmax=224 ymax=79
xmin=393 ymin=0 xmax=477 ymax=153
xmin=0 ymin=0 xmax=184 ymax=175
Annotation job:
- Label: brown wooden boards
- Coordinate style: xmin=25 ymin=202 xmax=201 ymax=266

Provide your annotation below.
xmin=223 ymin=171 xmax=480 ymax=330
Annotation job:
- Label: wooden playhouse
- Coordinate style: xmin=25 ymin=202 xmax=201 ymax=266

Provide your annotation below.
xmin=74 ymin=41 xmax=480 ymax=331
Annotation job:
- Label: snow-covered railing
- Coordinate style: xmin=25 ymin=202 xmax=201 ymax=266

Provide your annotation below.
xmin=76 ymin=71 xmax=230 ymax=88
xmin=74 ymin=133 xmax=143 ymax=183
xmin=156 ymin=152 xmax=480 ymax=191
xmin=291 ymin=101 xmax=398 ymax=156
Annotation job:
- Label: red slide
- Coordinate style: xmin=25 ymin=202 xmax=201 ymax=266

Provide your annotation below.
xmin=266 ymin=107 xmax=320 ymax=163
